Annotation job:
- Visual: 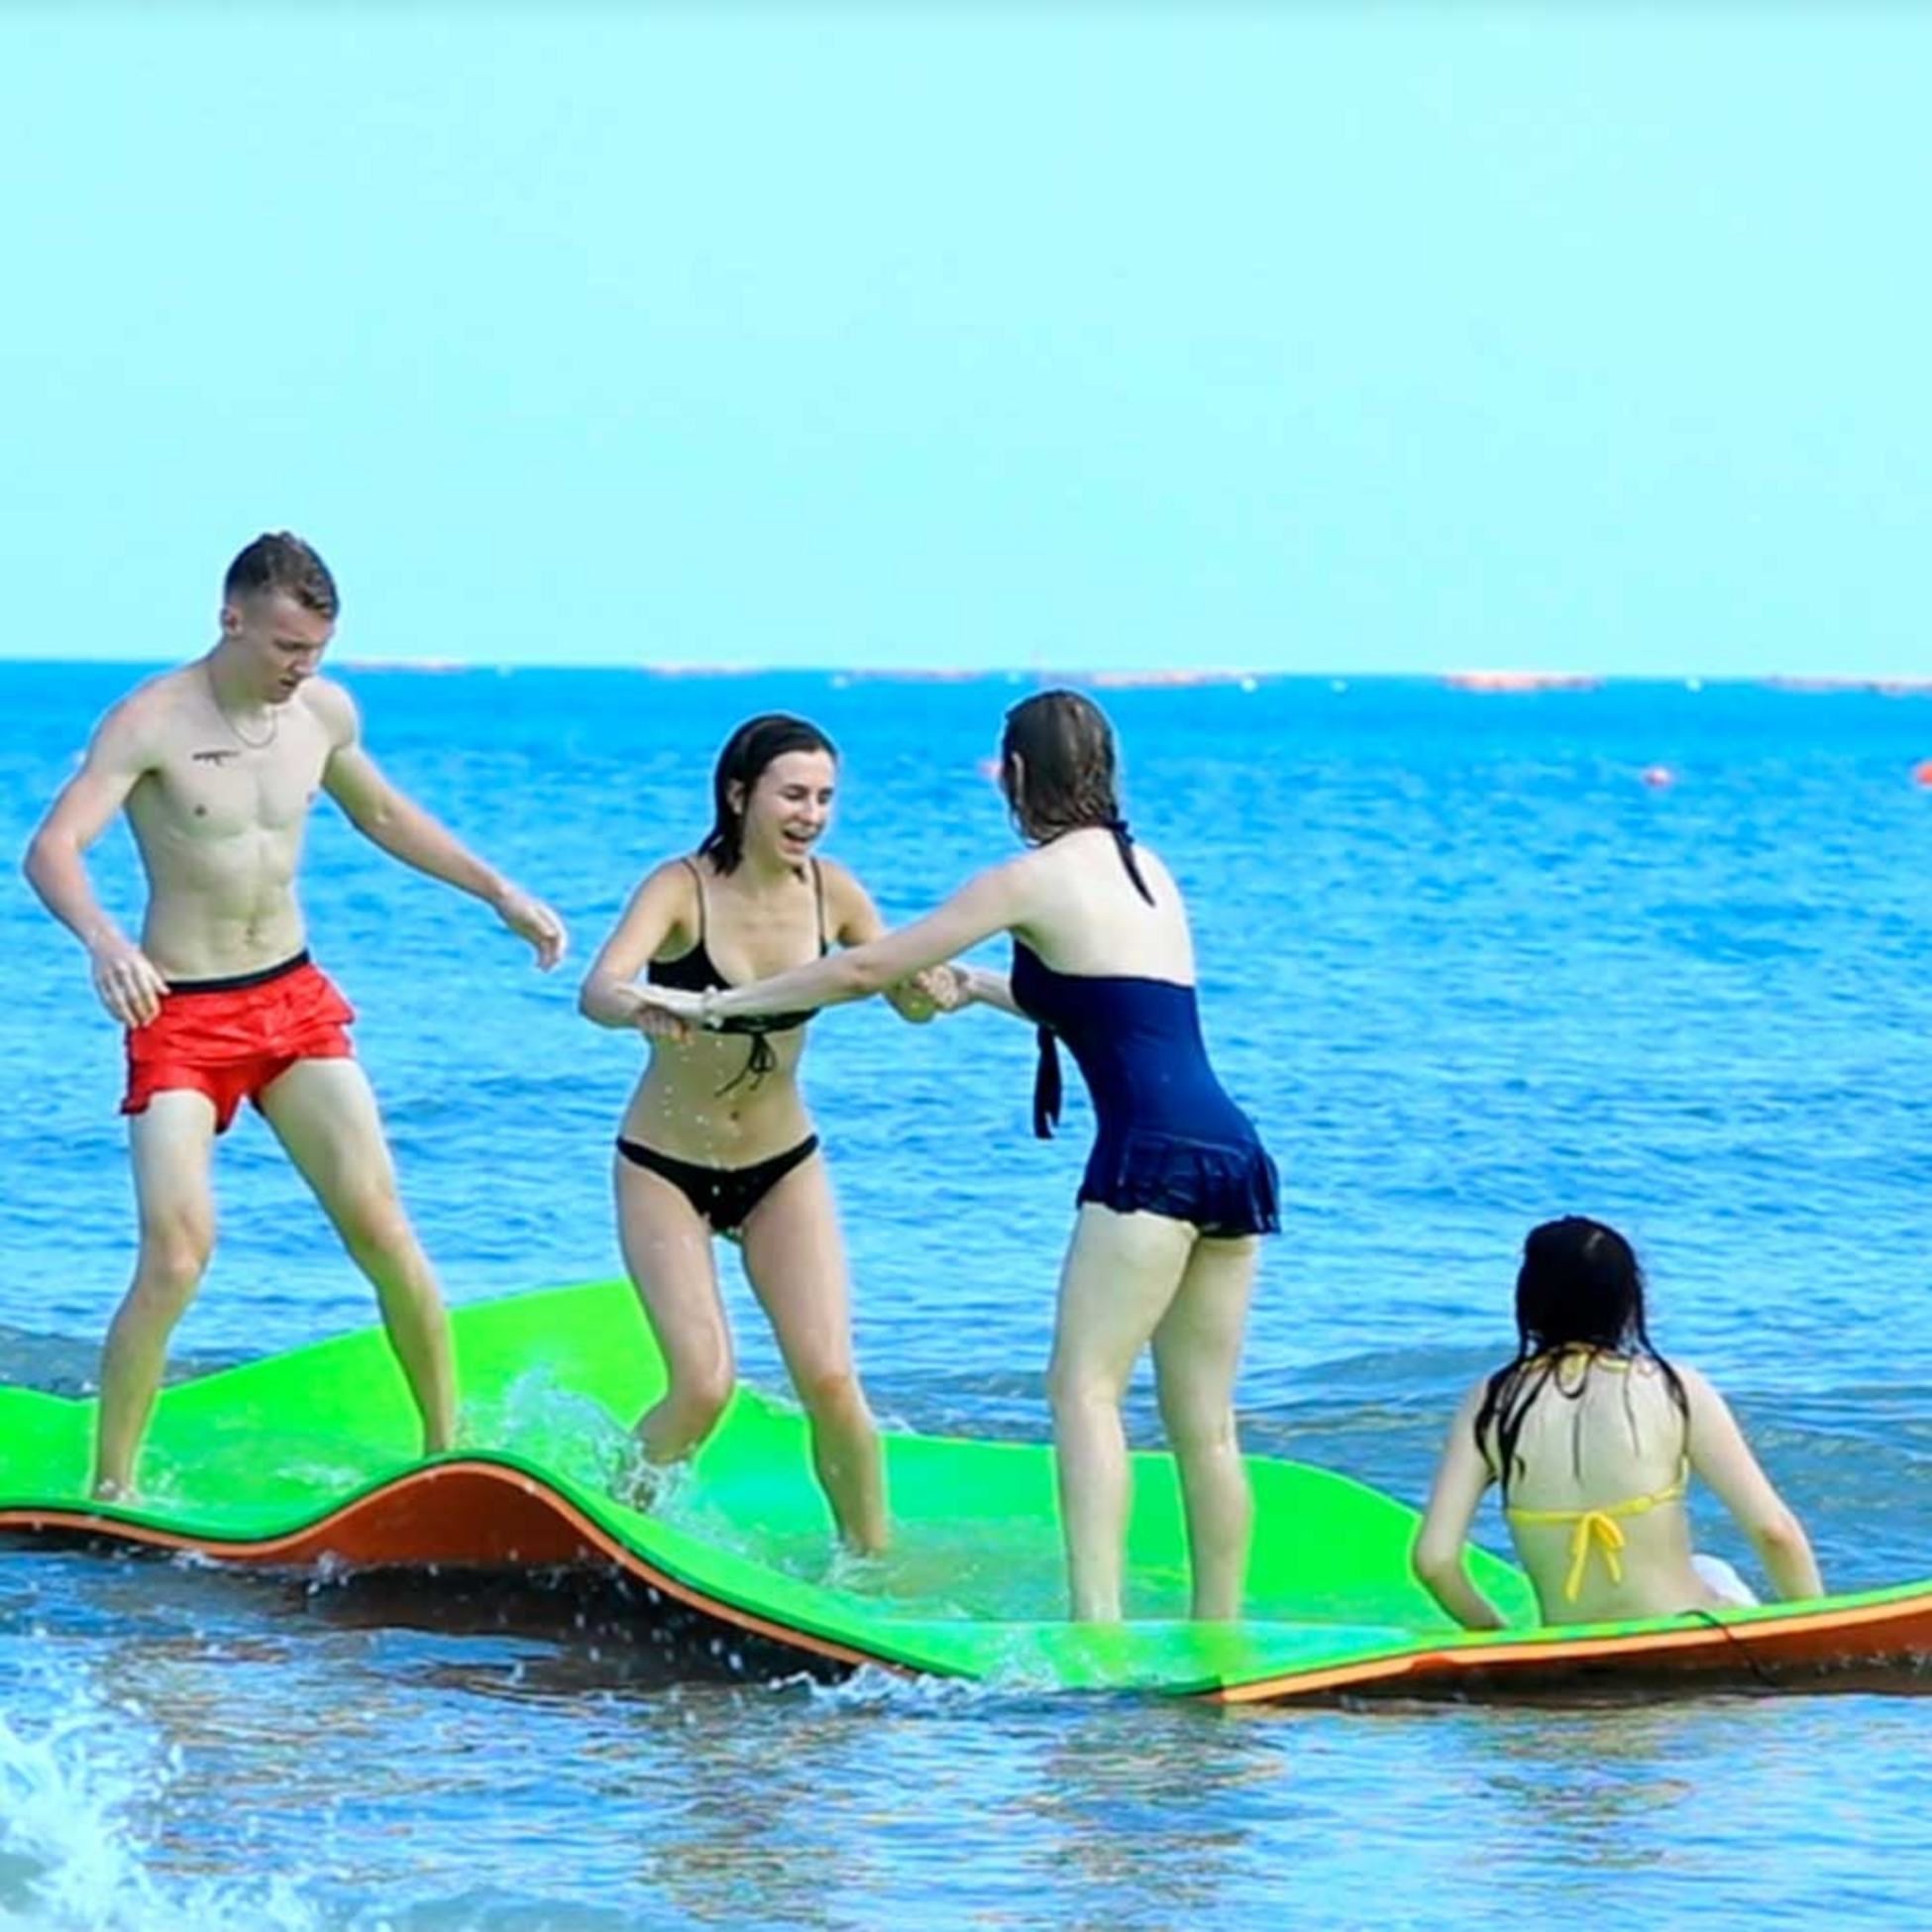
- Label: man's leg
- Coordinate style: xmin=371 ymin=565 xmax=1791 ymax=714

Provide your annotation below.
xmin=95 ymin=1092 xmax=220 ymax=1498
xmin=258 ymin=1057 xmax=456 ymax=1454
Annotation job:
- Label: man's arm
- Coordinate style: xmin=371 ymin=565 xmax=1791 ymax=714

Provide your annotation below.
xmin=21 ymin=699 xmax=170 ymax=1024
xmin=317 ymin=685 xmax=567 ymax=969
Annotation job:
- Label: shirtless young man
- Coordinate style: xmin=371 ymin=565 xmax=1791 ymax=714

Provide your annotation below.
xmin=21 ymin=532 xmax=568 ymax=1499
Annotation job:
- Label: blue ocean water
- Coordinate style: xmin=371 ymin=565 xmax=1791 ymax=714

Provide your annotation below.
xmin=1 ymin=663 xmax=1928 ymax=1928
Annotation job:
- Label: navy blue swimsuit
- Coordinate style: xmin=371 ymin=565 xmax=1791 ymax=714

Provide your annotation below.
xmin=1011 ymin=827 xmax=1279 ymax=1239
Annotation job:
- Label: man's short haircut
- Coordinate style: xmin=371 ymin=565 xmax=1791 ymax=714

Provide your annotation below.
xmin=222 ymin=532 xmax=340 ymax=619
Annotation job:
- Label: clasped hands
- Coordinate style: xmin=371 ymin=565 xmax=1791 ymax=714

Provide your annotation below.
xmin=629 ymin=964 xmax=972 ymax=1037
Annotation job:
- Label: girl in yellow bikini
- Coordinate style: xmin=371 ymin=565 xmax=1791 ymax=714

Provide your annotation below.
xmin=1411 ymin=1217 xmax=1824 ymax=1629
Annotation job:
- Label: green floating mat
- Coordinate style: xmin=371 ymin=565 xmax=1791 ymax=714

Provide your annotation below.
xmin=2 ymin=1281 xmax=1926 ymax=1700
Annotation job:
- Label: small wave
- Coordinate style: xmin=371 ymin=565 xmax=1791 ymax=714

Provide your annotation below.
xmin=0 ymin=1688 xmax=341 ymax=1932
xmin=0 ymin=1329 xmax=101 ymax=1401
xmin=796 ymin=1661 xmax=1034 ymax=1713
xmin=464 ymin=1366 xmax=633 ymax=1495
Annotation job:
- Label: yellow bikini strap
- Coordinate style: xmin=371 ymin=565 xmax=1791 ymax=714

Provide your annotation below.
xmin=1508 ymin=1465 xmax=1689 ymax=1601
xmin=1560 ymin=1512 xmax=1626 ymax=1602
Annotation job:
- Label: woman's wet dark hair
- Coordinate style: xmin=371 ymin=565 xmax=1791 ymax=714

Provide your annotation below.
xmin=1472 ymin=1217 xmax=1688 ymax=1494
xmin=698 ymin=713 xmax=837 ymax=874
xmin=1000 ymin=690 xmax=1123 ymax=844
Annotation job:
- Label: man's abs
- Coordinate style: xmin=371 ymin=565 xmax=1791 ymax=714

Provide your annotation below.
xmin=124 ymin=700 xmax=330 ymax=980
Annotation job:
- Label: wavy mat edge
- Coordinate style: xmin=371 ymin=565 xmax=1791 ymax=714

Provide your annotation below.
xmin=5 ymin=1457 xmax=1927 ymax=1703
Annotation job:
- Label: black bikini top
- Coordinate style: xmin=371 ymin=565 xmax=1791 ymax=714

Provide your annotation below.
xmin=1023 ymin=818 xmax=1156 ymax=1139
xmin=647 ymin=857 xmax=829 ymax=1091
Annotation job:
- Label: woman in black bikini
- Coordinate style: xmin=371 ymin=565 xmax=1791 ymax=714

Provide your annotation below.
xmin=578 ymin=714 xmax=949 ymax=1553
xmin=638 ymin=691 xmax=1278 ymax=1623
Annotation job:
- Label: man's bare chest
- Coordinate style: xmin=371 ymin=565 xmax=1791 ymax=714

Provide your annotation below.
xmin=136 ymin=734 xmax=328 ymax=843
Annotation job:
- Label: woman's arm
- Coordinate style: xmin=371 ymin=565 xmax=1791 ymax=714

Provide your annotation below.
xmin=1410 ymin=1383 xmax=1512 ymax=1631
xmin=577 ymin=862 xmax=698 ymax=1034
xmin=651 ymin=858 xmax=1033 ymax=1026
xmin=821 ymin=861 xmax=966 ymax=1023
xmin=953 ymin=964 xmax=1024 ymax=1019
xmin=1681 ymin=1364 xmax=1825 ymax=1601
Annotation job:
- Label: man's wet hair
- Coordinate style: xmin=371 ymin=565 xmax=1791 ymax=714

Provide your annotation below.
xmin=222 ymin=532 xmax=339 ymax=619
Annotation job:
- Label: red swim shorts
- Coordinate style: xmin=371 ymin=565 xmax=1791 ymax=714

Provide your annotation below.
xmin=122 ymin=951 xmax=356 ymax=1134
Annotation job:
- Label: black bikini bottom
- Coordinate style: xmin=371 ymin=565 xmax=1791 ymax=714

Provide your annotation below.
xmin=615 ymin=1134 xmax=820 ymax=1235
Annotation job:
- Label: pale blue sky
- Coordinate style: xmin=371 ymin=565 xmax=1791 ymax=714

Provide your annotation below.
xmin=2 ymin=4 xmax=1926 ymax=677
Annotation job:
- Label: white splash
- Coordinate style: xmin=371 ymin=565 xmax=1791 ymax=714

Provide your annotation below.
xmin=0 ymin=1690 xmax=347 ymax=1932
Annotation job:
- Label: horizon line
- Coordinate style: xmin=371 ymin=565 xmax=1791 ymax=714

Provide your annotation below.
xmin=2 ymin=659 xmax=1931 ymax=697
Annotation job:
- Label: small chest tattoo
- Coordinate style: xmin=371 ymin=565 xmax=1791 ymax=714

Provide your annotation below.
xmin=191 ymin=748 xmax=240 ymax=766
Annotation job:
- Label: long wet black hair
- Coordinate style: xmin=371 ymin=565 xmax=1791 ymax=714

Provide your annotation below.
xmin=1472 ymin=1217 xmax=1688 ymax=1495
xmin=697 ymin=713 xmax=837 ymax=874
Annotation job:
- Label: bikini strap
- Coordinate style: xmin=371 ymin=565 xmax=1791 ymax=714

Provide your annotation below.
xmin=1031 ymin=1027 xmax=1063 ymax=1140
xmin=715 ymin=1031 xmax=779 ymax=1097
xmin=678 ymin=855 xmax=707 ymax=944
xmin=1101 ymin=816 xmax=1155 ymax=909
xmin=810 ymin=857 xmax=829 ymax=953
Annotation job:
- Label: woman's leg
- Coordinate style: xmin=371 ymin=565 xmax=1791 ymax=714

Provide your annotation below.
xmin=1045 ymin=1205 xmax=1196 ymax=1622
xmin=1151 ymin=1235 xmax=1259 ymax=1620
xmin=738 ymin=1153 xmax=887 ymax=1554
xmin=613 ymin=1152 xmax=733 ymax=1464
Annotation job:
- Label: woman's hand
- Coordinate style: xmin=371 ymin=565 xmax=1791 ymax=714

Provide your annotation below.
xmin=915 ymin=964 xmax=973 ymax=1011
xmin=581 ymin=975 xmax=697 ymax=1036
xmin=885 ymin=964 xmax=972 ymax=1023
xmin=634 ymin=1003 xmax=694 ymax=1042
xmin=636 ymin=984 xmax=707 ymax=1026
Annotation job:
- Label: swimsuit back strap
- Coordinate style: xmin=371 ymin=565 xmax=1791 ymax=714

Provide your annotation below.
xmin=1032 ymin=1026 xmax=1063 ymax=1140
xmin=1101 ymin=817 xmax=1156 ymax=909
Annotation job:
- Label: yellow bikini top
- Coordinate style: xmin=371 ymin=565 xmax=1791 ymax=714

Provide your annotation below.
xmin=1499 ymin=1348 xmax=1689 ymax=1602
